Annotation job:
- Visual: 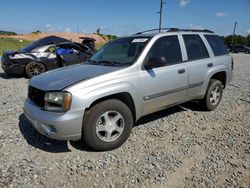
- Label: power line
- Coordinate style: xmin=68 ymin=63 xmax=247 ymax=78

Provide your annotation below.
xmin=167 ymin=1 xmax=235 ymax=27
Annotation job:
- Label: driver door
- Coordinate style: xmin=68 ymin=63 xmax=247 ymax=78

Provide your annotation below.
xmin=139 ymin=35 xmax=188 ymax=115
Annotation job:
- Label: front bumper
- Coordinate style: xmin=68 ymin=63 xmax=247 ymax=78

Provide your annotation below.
xmin=1 ymin=56 xmax=25 ymax=75
xmin=23 ymin=99 xmax=84 ymax=140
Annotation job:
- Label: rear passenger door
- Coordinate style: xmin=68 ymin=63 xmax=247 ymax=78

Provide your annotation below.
xmin=182 ymin=34 xmax=212 ymax=99
xmin=140 ymin=35 xmax=188 ymax=115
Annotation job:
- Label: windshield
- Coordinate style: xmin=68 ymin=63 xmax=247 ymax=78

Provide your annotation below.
xmin=19 ymin=41 xmax=39 ymax=53
xmin=89 ymin=37 xmax=151 ymax=66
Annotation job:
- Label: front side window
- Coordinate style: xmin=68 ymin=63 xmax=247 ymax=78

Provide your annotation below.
xmin=46 ymin=46 xmax=56 ymax=53
xmin=90 ymin=37 xmax=150 ymax=66
xmin=183 ymin=34 xmax=209 ymax=61
xmin=204 ymin=35 xmax=228 ymax=56
xmin=146 ymin=35 xmax=182 ymax=65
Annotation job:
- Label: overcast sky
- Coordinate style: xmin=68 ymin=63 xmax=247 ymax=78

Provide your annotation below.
xmin=0 ymin=0 xmax=249 ymax=36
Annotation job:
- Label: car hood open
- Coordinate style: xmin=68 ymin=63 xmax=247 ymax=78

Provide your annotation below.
xmin=29 ymin=64 xmax=122 ymax=91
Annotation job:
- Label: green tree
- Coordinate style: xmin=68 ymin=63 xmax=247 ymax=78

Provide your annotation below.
xmin=247 ymin=34 xmax=250 ymax=46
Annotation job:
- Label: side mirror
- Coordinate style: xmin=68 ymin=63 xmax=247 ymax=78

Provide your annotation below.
xmin=144 ymin=56 xmax=167 ymax=69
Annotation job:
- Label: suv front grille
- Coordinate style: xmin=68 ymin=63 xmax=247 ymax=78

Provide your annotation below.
xmin=28 ymin=86 xmax=45 ymax=107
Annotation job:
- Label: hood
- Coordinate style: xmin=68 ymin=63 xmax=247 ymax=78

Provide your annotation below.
xmin=30 ymin=64 xmax=122 ymax=91
xmin=3 ymin=50 xmax=16 ymax=57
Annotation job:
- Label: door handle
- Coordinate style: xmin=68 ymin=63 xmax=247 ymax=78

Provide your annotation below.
xmin=207 ymin=63 xmax=213 ymax=67
xmin=178 ymin=69 xmax=186 ymax=74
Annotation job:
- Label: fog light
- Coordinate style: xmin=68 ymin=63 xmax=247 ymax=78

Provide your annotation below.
xmin=41 ymin=123 xmax=57 ymax=134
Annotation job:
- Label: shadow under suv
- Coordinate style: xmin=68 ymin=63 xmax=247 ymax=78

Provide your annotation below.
xmin=24 ymin=28 xmax=233 ymax=151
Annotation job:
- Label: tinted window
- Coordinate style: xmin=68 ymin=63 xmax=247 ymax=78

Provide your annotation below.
xmin=205 ymin=35 xmax=228 ymax=56
xmin=91 ymin=37 xmax=150 ymax=66
xmin=183 ymin=34 xmax=209 ymax=60
xmin=147 ymin=35 xmax=182 ymax=65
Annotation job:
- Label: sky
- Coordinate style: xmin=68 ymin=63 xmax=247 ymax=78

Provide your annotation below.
xmin=0 ymin=0 xmax=249 ymax=36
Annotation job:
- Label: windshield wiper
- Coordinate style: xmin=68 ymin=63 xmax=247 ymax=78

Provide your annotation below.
xmin=86 ymin=59 xmax=98 ymax=64
xmin=97 ymin=60 xmax=118 ymax=66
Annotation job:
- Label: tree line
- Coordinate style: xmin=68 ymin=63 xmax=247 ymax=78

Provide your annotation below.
xmin=221 ymin=35 xmax=250 ymax=46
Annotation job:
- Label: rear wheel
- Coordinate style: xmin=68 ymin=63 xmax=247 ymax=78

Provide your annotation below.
xmin=201 ymin=79 xmax=223 ymax=111
xmin=82 ymin=99 xmax=133 ymax=151
xmin=25 ymin=62 xmax=46 ymax=78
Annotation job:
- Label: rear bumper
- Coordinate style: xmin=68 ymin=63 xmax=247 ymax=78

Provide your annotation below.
xmin=23 ymin=99 xmax=84 ymax=140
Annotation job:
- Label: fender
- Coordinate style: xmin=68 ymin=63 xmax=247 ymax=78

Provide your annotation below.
xmin=69 ymin=81 xmax=144 ymax=120
xmin=201 ymin=64 xmax=227 ymax=95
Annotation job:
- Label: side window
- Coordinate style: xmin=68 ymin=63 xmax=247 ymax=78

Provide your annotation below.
xmin=204 ymin=35 xmax=229 ymax=56
xmin=183 ymin=34 xmax=209 ymax=61
xmin=146 ymin=35 xmax=182 ymax=65
xmin=47 ymin=46 xmax=56 ymax=53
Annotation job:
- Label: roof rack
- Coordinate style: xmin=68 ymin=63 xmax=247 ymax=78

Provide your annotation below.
xmin=135 ymin=28 xmax=177 ymax=35
xmin=167 ymin=28 xmax=214 ymax=33
xmin=135 ymin=28 xmax=213 ymax=35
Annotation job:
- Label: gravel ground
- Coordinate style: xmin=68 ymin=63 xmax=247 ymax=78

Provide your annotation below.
xmin=0 ymin=54 xmax=249 ymax=188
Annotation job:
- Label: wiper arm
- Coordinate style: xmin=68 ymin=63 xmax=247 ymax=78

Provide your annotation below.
xmin=97 ymin=60 xmax=117 ymax=66
xmin=86 ymin=59 xmax=98 ymax=64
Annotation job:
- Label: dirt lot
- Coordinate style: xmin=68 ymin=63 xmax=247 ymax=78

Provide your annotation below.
xmin=0 ymin=54 xmax=249 ymax=188
xmin=0 ymin=32 xmax=109 ymax=43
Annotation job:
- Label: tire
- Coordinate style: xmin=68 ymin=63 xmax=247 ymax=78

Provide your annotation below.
xmin=82 ymin=99 xmax=134 ymax=151
xmin=201 ymin=79 xmax=223 ymax=111
xmin=25 ymin=62 xmax=46 ymax=78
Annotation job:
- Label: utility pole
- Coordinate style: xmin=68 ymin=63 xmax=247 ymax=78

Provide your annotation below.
xmin=158 ymin=0 xmax=166 ymax=32
xmin=77 ymin=24 xmax=80 ymax=42
xmin=231 ymin=21 xmax=238 ymax=46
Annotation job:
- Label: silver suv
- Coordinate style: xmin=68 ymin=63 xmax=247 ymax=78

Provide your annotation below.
xmin=24 ymin=28 xmax=233 ymax=151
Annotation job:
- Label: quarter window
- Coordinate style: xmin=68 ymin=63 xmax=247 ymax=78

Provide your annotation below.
xmin=205 ymin=35 xmax=228 ymax=56
xmin=183 ymin=34 xmax=209 ymax=60
xmin=146 ymin=35 xmax=182 ymax=65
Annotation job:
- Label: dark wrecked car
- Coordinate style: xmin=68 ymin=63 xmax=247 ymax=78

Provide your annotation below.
xmin=1 ymin=36 xmax=96 ymax=78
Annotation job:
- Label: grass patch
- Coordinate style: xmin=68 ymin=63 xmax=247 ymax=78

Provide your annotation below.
xmin=0 ymin=38 xmax=32 ymax=56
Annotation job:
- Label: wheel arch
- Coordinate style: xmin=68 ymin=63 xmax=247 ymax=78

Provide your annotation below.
xmin=210 ymin=71 xmax=227 ymax=88
xmin=86 ymin=92 xmax=136 ymax=123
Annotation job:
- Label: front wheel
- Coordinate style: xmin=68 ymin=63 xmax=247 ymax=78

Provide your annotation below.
xmin=82 ymin=99 xmax=134 ymax=151
xmin=201 ymin=79 xmax=223 ymax=111
xmin=25 ymin=62 xmax=46 ymax=78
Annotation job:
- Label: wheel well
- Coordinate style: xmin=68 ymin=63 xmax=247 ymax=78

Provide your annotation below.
xmin=211 ymin=71 xmax=226 ymax=88
xmin=88 ymin=92 xmax=136 ymax=122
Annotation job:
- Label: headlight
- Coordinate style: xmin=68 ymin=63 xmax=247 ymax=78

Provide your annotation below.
xmin=44 ymin=92 xmax=72 ymax=112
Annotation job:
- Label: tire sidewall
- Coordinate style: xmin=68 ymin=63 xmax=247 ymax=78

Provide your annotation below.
xmin=83 ymin=99 xmax=133 ymax=151
xmin=25 ymin=61 xmax=46 ymax=78
xmin=205 ymin=80 xmax=223 ymax=111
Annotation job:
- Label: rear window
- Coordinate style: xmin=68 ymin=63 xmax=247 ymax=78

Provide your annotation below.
xmin=183 ymin=34 xmax=209 ymax=61
xmin=204 ymin=35 xmax=229 ymax=56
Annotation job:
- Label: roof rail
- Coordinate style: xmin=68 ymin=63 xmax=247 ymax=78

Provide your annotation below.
xmin=135 ymin=28 xmax=177 ymax=35
xmin=167 ymin=28 xmax=214 ymax=33
xmin=135 ymin=28 xmax=214 ymax=35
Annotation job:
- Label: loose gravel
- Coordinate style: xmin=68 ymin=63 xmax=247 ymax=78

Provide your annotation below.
xmin=0 ymin=54 xmax=249 ymax=188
